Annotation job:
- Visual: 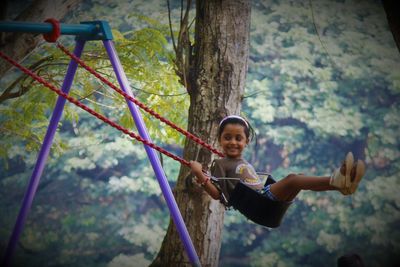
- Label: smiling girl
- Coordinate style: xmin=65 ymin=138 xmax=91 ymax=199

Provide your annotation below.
xmin=190 ymin=115 xmax=365 ymax=210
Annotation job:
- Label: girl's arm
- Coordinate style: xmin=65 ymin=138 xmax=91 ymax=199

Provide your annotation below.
xmin=190 ymin=161 xmax=221 ymax=200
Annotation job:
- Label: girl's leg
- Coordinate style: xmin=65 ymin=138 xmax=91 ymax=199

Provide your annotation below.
xmin=270 ymin=152 xmax=358 ymax=202
xmin=269 ymin=153 xmax=366 ymax=202
xmin=269 ymin=174 xmax=337 ymax=202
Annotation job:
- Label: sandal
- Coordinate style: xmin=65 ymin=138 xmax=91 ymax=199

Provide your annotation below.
xmin=330 ymin=152 xmax=354 ymax=194
xmin=349 ymin=160 xmax=366 ymax=194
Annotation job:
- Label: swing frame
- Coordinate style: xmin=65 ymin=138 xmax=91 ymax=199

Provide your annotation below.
xmin=0 ymin=20 xmax=201 ymax=267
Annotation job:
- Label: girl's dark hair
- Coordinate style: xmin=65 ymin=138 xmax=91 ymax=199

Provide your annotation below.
xmin=337 ymin=254 xmax=365 ymax=267
xmin=218 ymin=116 xmax=255 ymax=142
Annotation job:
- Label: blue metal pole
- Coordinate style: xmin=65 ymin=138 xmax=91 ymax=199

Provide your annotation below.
xmin=0 ymin=21 xmax=96 ymax=35
xmin=103 ymin=40 xmax=201 ymax=267
xmin=1 ymin=40 xmax=86 ymax=267
xmin=0 ymin=21 xmax=113 ymax=41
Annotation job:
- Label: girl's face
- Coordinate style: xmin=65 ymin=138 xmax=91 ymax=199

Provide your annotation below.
xmin=219 ymin=123 xmax=249 ymax=159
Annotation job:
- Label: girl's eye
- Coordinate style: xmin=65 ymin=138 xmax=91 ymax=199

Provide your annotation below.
xmin=236 ymin=136 xmax=243 ymax=141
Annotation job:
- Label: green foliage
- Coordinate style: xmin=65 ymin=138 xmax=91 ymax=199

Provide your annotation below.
xmin=235 ymin=0 xmax=400 ymax=266
xmin=0 ymin=0 xmax=188 ymax=160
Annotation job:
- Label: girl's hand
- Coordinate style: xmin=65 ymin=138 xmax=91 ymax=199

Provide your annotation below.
xmin=190 ymin=160 xmax=203 ymax=176
xmin=190 ymin=161 xmax=220 ymax=200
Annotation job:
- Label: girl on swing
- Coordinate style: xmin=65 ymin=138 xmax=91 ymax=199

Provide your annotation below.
xmin=190 ymin=115 xmax=366 ymax=219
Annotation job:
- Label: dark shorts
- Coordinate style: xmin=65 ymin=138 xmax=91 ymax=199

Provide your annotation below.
xmin=228 ymin=182 xmax=293 ymax=228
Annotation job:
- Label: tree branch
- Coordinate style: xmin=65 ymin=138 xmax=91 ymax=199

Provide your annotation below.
xmin=0 ymin=0 xmax=82 ymax=77
xmin=167 ymin=0 xmax=177 ymax=54
xmin=0 ymin=56 xmax=54 ymax=103
xmin=171 ymin=0 xmax=194 ymax=93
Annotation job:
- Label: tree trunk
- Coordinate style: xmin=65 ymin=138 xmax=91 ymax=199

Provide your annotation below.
xmin=382 ymin=0 xmax=400 ymax=53
xmin=150 ymin=1 xmax=251 ymax=266
xmin=0 ymin=0 xmax=82 ymax=77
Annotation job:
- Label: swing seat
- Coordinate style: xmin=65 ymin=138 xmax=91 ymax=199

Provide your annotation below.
xmin=227 ymin=175 xmax=291 ymax=228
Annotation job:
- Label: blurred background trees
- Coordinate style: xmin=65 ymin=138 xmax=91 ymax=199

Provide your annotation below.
xmin=0 ymin=0 xmax=399 ymax=266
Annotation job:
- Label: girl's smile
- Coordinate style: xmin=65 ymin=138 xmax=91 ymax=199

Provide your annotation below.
xmin=219 ymin=124 xmax=249 ymax=158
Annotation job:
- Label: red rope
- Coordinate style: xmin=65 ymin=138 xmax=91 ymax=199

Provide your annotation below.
xmin=56 ymin=43 xmax=225 ymax=158
xmin=0 ymin=50 xmax=190 ymax=167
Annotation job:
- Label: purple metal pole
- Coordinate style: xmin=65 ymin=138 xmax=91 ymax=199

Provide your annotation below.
xmin=2 ymin=40 xmax=86 ymax=267
xmin=103 ymin=40 xmax=201 ymax=267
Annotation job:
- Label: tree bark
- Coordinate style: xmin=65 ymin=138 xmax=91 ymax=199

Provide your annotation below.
xmin=150 ymin=1 xmax=251 ymax=266
xmin=0 ymin=0 xmax=82 ymax=77
xmin=382 ymin=0 xmax=400 ymax=53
